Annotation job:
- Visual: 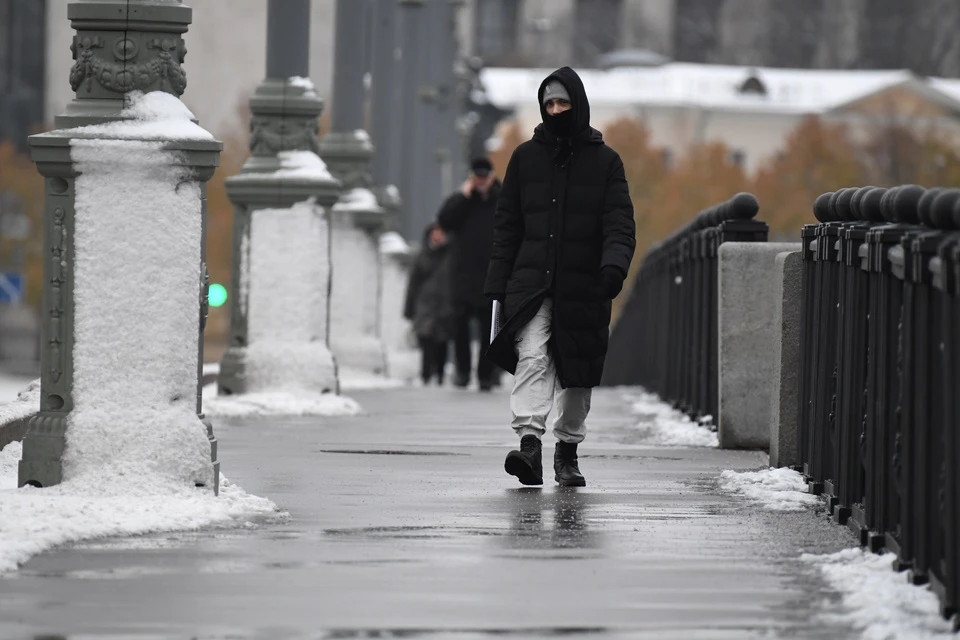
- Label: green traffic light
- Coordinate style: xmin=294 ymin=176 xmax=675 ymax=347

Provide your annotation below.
xmin=208 ymin=283 xmax=228 ymax=308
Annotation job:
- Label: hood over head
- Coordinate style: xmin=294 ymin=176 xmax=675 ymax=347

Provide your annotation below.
xmin=537 ymin=67 xmax=591 ymax=139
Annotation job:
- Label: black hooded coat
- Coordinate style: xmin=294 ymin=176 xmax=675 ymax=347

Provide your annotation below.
xmin=483 ymin=67 xmax=636 ymax=388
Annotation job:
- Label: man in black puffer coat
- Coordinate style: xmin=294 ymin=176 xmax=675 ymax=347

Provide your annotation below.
xmin=484 ymin=67 xmax=635 ymax=487
xmin=437 ymin=158 xmax=500 ymax=391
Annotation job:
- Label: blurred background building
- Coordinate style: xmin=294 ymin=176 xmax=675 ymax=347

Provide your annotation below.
xmin=0 ymin=0 xmax=46 ymax=152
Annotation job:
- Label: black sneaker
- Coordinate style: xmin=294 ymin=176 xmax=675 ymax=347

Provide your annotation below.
xmin=504 ymin=435 xmax=543 ymax=485
xmin=454 ymin=372 xmax=470 ymax=388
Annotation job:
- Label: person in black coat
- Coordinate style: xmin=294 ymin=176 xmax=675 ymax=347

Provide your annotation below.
xmin=404 ymin=223 xmax=455 ymax=385
xmin=437 ymin=157 xmax=501 ymax=391
xmin=484 ymin=66 xmax=636 ymax=487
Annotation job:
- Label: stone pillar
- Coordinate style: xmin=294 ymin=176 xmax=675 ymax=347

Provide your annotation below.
xmin=379 ymin=232 xmax=420 ymax=382
xmin=321 ymin=0 xmax=390 ymax=378
xmin=218 ymin=0 xmax=342 ymax=397
xmin=19 ymin=0 xmax=221 ymax=492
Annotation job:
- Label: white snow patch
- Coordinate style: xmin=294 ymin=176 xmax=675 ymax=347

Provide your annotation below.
xmin=333 ymin=187 xmax=382 ymax=212
xmin=352 ymin=129 xmax=371 ymax=142
xmin=379 ymin=231 xmax=411 ymax=255
xmin=202 ymin=384 xmax=360 ymax=418
xmin=628 ymin=390 xmax=719 ymax=447
xmin=0 ymin=440 xmax=21 ymax=484
xmin=0 ymin=437 xmax=280 ymax=575
xmin=0 ymin=378 xmax=40 ymax=426
xmin=803 ymin=548 xmax=957 ymax=639
xmin=66 ymin=91 xmax=214 ymax=141
xmin=68 ymin=137 xmax=214 ymax=487
xmin=288 ymin=76 xmax=317 ymax=95
xmin=339 ymin=368 xmax=406 ymax=391
xmin=242 ymin=150 xmax=334 ymax=182
xmin=719 ymin=467 xmax=821 ymax=512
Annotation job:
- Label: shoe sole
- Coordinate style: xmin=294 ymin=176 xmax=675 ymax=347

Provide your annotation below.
xmin=504 ymin=453 xmax=543 ymax=486
xmin=555 ymin=474 xmax=586 ymax=487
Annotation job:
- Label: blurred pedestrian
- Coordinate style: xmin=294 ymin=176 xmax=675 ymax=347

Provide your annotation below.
xmin=404 ymin=223 xmax=454 ymax=386
xmin=437 ymin=157 xmax=501 ymax=391
xmin=485 ymin=67 xmax=636 ymax=487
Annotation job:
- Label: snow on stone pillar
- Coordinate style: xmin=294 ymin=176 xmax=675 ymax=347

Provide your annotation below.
xmin=378 ymin=232 xmax=420 ymax=382
xmin=320 ymin=0 xmax=391 ymax=379
xmin=218 ymin=0 xmax=343 ymax=398
xmin=19 ymin=0 xmax=222 ymax=493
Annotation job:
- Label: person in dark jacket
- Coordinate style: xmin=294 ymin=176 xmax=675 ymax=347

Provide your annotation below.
xmin=484 ymin=67 xmax=636 ymax=487
xmin=404 ymin=223 xmax=455 ymax=385
xmin=437 ymin=157 xmax=501 ymax=391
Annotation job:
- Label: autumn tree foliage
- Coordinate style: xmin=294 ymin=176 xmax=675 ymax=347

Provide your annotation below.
xmin=751 ymin=116 xmax=866 ymax=235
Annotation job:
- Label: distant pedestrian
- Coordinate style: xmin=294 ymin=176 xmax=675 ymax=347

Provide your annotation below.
xmin=404 ymin=223 xmax=454 ymax=386
xmin=437 ymin=157 xmax=501 ymax=391
xmin=485 ymin=67 xmax=636 ymax=487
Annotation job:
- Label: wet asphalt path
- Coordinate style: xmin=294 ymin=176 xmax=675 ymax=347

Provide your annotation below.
xmin=0 ymin=386 xmax=857 ymax=639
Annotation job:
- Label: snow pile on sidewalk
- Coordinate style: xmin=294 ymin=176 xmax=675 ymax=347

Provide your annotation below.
xmin=202 ymin=384 xmax=361 ymax=418
xmin=628 ymin=390 xmax=719 ymax=447
xmin=0 ymin=440 xmax=281 ymax=575
xmin=0 ymin=378 xmax=40 ymax=426
xmin=803 ymin=548 xmax=957 ymax=639
xmin=718 ymin=467 xmax=821 ymax=511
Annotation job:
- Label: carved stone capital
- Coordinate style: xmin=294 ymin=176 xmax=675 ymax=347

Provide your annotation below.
xmin=59 ymin=1 xmax=194 ymax=128
xmin=319 ymin=130 xmax=375 ymax=191
xmin=248 ymin=78 xmax=325 ymax=157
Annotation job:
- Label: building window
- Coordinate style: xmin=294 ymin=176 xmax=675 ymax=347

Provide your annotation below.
xmin=573 ymin=0 xmax=625 ymax=66
xmin=474 ymin=0 xmax=521 ymax=64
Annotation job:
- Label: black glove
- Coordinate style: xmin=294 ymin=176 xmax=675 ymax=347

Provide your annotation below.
xmin=600 ymin=266 xmax=624 ymax=299
xmin=487 ymin=292 xmax=505 ymax=303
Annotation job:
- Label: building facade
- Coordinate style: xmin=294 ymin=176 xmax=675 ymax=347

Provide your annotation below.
xmin=459 ymin=0 xmax=675 ymax=68
xmin=0 ymin=0 xmax=46 ymax=151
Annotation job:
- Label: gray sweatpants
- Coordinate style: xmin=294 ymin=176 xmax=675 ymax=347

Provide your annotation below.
xmin=511 ymin=298 xmax=592 ymax=443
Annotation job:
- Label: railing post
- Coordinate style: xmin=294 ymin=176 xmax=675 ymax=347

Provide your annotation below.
xmin=19 ymin=0 xmax=221 ymax=492
xmin=321 ymin=0 xmax=392 ymax=378
xmin=218 ymin=0 xmax=342 ymax=398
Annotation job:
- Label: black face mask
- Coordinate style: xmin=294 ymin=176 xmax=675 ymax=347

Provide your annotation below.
xmin=543 ymin=109 xmax=575 ymax=138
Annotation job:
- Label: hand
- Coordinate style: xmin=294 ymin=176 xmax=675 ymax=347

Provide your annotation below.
xmin=600 ymin=266 xmax=623 ymax=299
xmin=487 ymin=291 xmax=505 ymax=303
xmin=460 ymin=179 xmax=474 ymax=198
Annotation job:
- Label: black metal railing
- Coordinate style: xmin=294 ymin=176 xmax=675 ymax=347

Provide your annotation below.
xmin=799 ymin=185 xmax=960 ymax=624
xmin=603 ymin=193 xmax=767 ymax=423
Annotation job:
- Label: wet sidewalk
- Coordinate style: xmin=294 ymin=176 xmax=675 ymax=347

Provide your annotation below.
xmin=0 ymin=386 xmax=857 ymax=639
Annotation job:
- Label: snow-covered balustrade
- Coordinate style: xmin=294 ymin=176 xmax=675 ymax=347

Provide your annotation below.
xmin=320 ymin=2 xmax=392 ymax=379
xmin=219 ymin=76 xmax=342 ymax=398
xmin=19 ymin=0 xmax=221 ymax=493
xmin=328 ymin=169 xmax=390 ymax=378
